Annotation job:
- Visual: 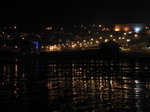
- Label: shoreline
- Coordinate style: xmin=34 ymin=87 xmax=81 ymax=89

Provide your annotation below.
xmin=1 ymin=50 xmax=150 ymax=62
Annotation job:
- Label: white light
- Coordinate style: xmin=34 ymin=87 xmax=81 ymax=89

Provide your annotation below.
xmin=99 ymin=37 xmax=102 ymax=39
xmin=128 ymin=31 xmax=132 ymax=34
xmin=126 ymin=39 xmax=130 ymax=42
xmin=135 ymin=80 xmax=140 ymax=84
xmin=134 ymin=27 xmax=141 ymax=33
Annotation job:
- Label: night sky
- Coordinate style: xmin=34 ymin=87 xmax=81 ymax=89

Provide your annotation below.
xmin=0 ymin=1 xmax=150 ymax=31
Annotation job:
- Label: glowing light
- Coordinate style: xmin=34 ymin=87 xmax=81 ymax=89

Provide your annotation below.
xmin=99 ymin=25 xmax=102 ymax=27
xmin=128 ymin=31 xmax=132 ymax=34
xmin=99 ymin=37 xmax=102 ymax=39
xmin=135 ymin=80 xmax=140 ymax=84
xmin=33 ymin=41 xmax=39 ymax=49
xmin=126 ymin=39 xmax=131 ymax=42
xmin=115 ymin=28 xmax=120 ymax=31
xmin=46 ymin=26 xmax=53 ymax=30
xmin=120 ymin=47 xmax=123 ymax=50
xmin=124 ymin=27 xmax=129 ymax=31
xmin=104 ymin=39 xmax=108 ymax=42
xmin=96 ymin=41 xmax=99 ymax=44
xmin=72 ymin=44 xmax=76 ymax=48
xmin=49 ymin=45 xmax=61 ymax=51
xmin=122 ymin=48 xmax=131 ymax=51
xmin=83 ymin=40 xmax=86 ymax=42
xmin=146 ymin=27 xmax=149 ymax=29
xmin=15 ymin=46 xmax=18 ymax=49
xmin=79 ymin=43 xmax=83 ymax=47
xmin=84 ymin=43 xmax=86 ymax=45
xmin=135 ymin=34 xmax=138 ymax=37
xmin=134 ymin=27 xmax=141 ymax=33
xmin=113 ymin=39 xmax=116 ymax=41
xmin=60 ymin=27 xmax=63 ymax=30
xmin=102 ymin=28 xmax=106 ymax=31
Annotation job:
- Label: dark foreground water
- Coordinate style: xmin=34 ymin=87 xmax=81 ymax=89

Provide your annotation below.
xmin=0 ymin=58 xmax=150 ymax=112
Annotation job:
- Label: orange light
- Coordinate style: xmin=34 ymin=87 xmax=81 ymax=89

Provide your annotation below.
xmin=124 ymin=27 xmax=129 ymax=31
xmin=115 ymin=28 xmax=120 ymax=31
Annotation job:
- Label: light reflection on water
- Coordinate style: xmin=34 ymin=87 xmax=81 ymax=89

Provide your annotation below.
xmin=0 ymin=59 xmax=150 ymax=112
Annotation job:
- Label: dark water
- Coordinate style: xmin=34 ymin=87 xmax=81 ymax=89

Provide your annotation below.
xmin=0 ymin=59 xmax=150 ymax=112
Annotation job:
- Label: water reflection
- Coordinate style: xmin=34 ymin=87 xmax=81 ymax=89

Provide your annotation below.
xmin=0 ymin=59 xmax=150 ymax=112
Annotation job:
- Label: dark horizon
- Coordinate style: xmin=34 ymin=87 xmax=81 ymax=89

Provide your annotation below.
xmin=0 ymin=1 xmax=150 ymax=31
